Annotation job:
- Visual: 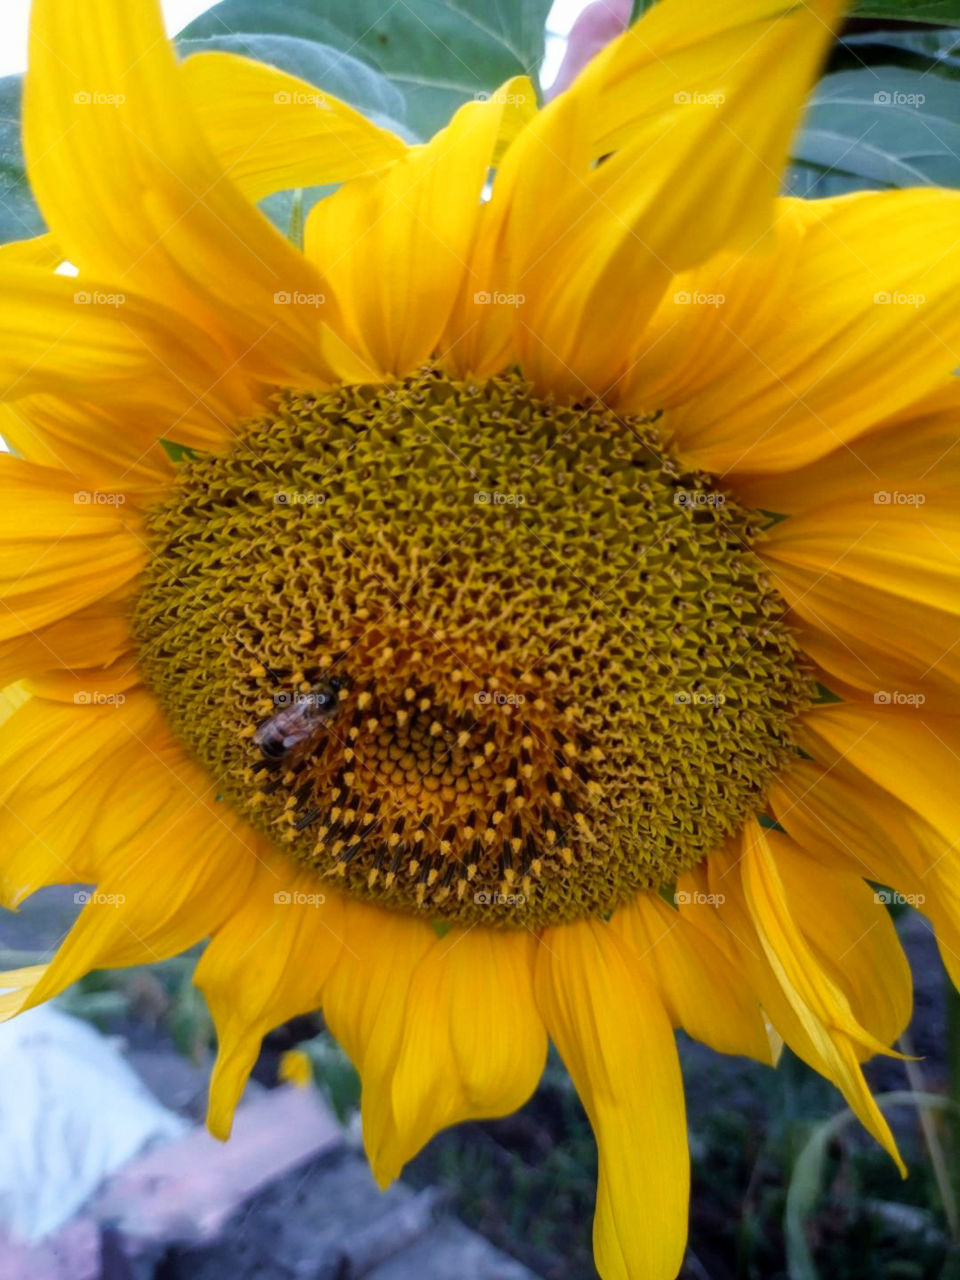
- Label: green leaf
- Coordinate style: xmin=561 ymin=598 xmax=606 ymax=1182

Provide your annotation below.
xmin=160 ymin=439 xmax=202 ymax=463
xmin=785 ymin=1090 xmax=960 ymax=1280
xmin=256 ymin=183 xmax=336 ymax=239
xmin=787 ymin=66 xmax=960 ymax=197
xmin=180 ymin=0 xmax=551 ymax=139
xmin=812 ymin=682 xmax=843 ymax=705
xmin=300 ymin=1030 xmax=360 ymax=1122
xmin=757 ymin=813 xmax=787 ymax=832
xmin=286 ymin=187 xmax=305 ymax=251
xmin=0 ymin=75 xmax=45 ymax=246
xmin=843 ymin=28 xmax=960 ymax=78
xmin=169 ymin=972 xmax=216 ymax=1061
xmin=849 ymin=0 xmax=960 ymax=20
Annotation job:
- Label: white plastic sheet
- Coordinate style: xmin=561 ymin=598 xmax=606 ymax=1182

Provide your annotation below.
xmin=0 ymin=1005 xmax=184 ymax=1241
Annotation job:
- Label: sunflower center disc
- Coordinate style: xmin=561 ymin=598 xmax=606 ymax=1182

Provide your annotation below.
xmin=134 ymin=369 xmax=811 ymax=927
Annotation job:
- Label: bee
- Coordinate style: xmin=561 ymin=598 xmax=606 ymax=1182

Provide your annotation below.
xmin=253 ymin=677 xmax=344 ymax=761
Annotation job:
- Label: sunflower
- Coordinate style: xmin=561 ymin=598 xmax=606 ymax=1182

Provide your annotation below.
xmin=2 ymin=0 xmax=960 ymax=1274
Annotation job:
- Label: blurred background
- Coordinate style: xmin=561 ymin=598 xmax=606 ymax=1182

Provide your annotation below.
xmin=3 ymin=0 xmax=960 ymax=1277
xmin=4 ymin=884 xmax=960 ymax=1279
xmin=0 ymin=0 xmax=583 ymax=82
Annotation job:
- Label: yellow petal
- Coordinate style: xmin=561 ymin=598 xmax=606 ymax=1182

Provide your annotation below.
xmin=442 ymin=80 xmax=587 ymax=381
xmin=580 ymin=1 xmax=835 ymax=160
xmin=0 ymin=457 xmax=145 ymax=641
xmin=25 ymin=660 xmax=142 ymax=704
xmin=385 ymin=928 xmax=546 ymax=1175
xmin=730 ymin=382 xmax=960 ymax=515
xmin=738 ymin=824 xmax=895 ymax=1058
xmin=462 ymin=1 xmax=841 ymax=398
xmin=182 ymin=51 xmax=407 ymax=202
xmin=615 ymin=200 xmax=805 ymax=418
xmin=0 ymin=965 xmax=46 ymax=1019
xmin=765 ymin=493 xmax=959 ymax=611
xmin=672 ymin=859 xmax=742 ymax=963
xmin=621 ymin=190 xmax=960 ymax=472
xmin=611 ymin=891 xmax=775 ymax=1063
xmin=772 ymin=836 xmax=912 ymax=1051
xmin=535 ymin=918 xmax=689 ymax=1280
xmin=0 ymin=267 xmax=253 ymax=436
xmin=0 ymin=589 xmax=134 ymax=686
xmin=1 ymin=398 xmax=175 ymax=500
xmin=26 ymin=0 xmax=345 ymax=387
xmin=305 ymin=79 xmax=534 ymax=377
xmin=799 ymin=704 xmax=960 ymax=859
xmin=732 ymin=823 xmax=904 ymax=1171
xmin=761 ymin=491 xmax=960 ymax=705
xmin=195 ymin=863 xmax=345 ymax=1139
xmin=0 ymin=689 xmax=160 ymax=904
xmin=321 ymin=899 xmax=436 ymax=1186
xmin=20 ymin=761 xmax=260 ymax=1013
xmin=1 ymin=234 xmax=61 ymax=269
xmin=772 ymin=754 xmax=960 ymax=992
xmin=0 ymin=681 xmax=30 ymax=722
xmin=278 ymin=1048 xmax=313 ymax=1090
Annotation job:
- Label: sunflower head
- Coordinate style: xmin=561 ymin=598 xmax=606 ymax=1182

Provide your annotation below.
xmin=5 ymin=0 xmax=960 ymax=1278
xmin=135 ymin=368 xmax=812 ymax=924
